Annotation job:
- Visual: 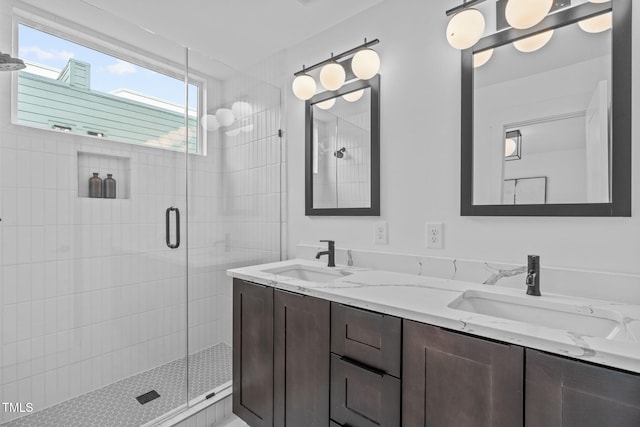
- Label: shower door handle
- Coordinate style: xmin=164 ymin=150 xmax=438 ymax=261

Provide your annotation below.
xmin=165 ymin=207 xmax=180 ymax=249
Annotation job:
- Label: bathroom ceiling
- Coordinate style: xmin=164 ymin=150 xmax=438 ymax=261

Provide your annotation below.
xmin=20 ymin=0 xmax=384 ymax=70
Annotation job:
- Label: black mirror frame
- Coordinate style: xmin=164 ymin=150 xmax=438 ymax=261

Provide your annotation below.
xmin=305 ymin=75 xmax=381 ymax=216
xmin=461 ymin=0 xmax=631 ymax=217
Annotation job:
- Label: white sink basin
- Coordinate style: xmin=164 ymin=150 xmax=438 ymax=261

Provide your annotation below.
xmin=263 ymin=264 xmax=352 ymax=283
xmin=448 ymin=290 xmax=623 ymax=339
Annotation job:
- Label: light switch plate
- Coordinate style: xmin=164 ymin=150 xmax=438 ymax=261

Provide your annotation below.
xmin=374 ymin=221 xmax=388 ymax=245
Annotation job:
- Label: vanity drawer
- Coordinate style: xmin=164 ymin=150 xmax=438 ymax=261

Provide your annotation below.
xmin=331 ymin=303 xmax=401 ymax=378
xmin=330 ymin=353 xmax=401 ymax=427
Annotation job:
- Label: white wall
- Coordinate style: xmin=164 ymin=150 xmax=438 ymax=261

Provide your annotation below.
xmin=285 ymin=0 xmax=640 ymax=275
xmin=504 ymin=148 xmax=587 ymax=204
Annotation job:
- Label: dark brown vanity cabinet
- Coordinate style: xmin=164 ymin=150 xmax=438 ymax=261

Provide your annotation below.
xmin=233 ymin=279 xmax=274 ymax=427
xmin=233 ymin=279 xmax=330 ymax=427
xmin=330 ymin=303 xmax=402 ymax=427
xmin=274 ymin=289 xmax=330 ymax=427
xmin=526 ymin=349 xmax=640 ymax=427
xmin=402 ymin=320 xmax=524 ymax=427
xmin=234 ymin=278 xmax=640 ymax=427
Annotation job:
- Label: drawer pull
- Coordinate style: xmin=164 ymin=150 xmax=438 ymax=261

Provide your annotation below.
xmin=339 ymin=355 xmax=386 ymax=377
xmin=277 ymin=289 xmax=305 ymax=297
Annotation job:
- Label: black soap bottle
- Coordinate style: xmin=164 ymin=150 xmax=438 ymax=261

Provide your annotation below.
xmin=89 ymin=173 xmax=102 ymax=198
xmin=103 ymin=174 xmax=116 ymax=199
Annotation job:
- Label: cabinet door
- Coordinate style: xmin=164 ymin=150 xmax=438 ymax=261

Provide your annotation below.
xmin=403 ymin=320 xmax=523 ymax=427
xmin=526 ymin=349 xmax=640 ymax=427
xmin=274 ymin=289 xmax=330 ymax=427
xmin=233 ymin=279 xmax=274 ymax=427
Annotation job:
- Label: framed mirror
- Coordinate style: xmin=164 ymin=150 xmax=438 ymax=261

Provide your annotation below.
xmin=305 ymin=75 xmax=380 ymax=216
xmin=461 ymin=0 xmax=631 ymax=216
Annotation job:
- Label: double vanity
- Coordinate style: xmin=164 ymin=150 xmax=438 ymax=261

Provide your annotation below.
xmin=228 ymin=258 xmax=640 ymax=426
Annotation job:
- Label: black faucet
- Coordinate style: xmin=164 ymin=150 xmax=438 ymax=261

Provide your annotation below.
xmin=315 ymin=240 xmax=335 ymax=267
xmin=525 ymin=255 xmax=541 ymax=296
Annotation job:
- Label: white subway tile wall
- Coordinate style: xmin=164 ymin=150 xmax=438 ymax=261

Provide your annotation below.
xmin=312 ymin=110 xmax=371 ymax=209
xmin=0 ymin=68 xmax=283 ymax=423
xmin=1 ymin=130 xmax=189 ymax=423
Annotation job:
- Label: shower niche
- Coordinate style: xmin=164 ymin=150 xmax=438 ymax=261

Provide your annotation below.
xmin=77 ymin=151 xmax=130 ymax=199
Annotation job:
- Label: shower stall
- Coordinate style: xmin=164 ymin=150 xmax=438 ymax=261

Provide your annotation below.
xmin=0 ymin=1 xmax=284 ymax=425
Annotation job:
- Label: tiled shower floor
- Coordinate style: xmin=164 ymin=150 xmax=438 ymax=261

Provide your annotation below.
xmin=1 ymin=343 xmax=232 ymax=427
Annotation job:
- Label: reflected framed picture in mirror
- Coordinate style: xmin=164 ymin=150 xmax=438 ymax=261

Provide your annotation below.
xmin=460 ymin=0 xmax=631 ymax=216
xmin=305 ymin=75 xmax=380 ymax=216
xmin=503 ymin=177 xmax=547 ymax=205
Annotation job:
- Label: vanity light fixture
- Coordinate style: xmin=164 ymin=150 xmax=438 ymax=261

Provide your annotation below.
xmin=351 ymin=48 xmax=380 ymax=80
xmin=292 ymin=38 xmax=380 ymax=101
xmin=473 ymin=48 xmax=494 ymax=68
xmin=505 ymin=0 xmax=553 ymax=29
xmin=316 ymin=98 xmax=336 ymax=110
xmin=231 ymin=101 xmax=253 ymax=120
xmin=578 ymin=11 xmax=612 ymax=33
xmin=342 ymin=89 xmax=365 ymax=102
xmin=215 ymin=108 xmax=235 ymax=127
xmin=292 ymin=73 xmax=317 ymax=100
xmin=225 ymin=123 xmax=254 ymax=137
xmin=444 ymin=0 xmax=574 ymax=55
xmin=446 ymin=7 xmax=486 ymax=50
xmin=204 ymin=114 xmax=220 ymax=131
xmin=204 ymin=100 xmax=255 ymax=131
xmin=319 ymin=60 xmax=346 ymax=91
xmin=513 ymin=29 xmax=555 ymax=53
xmin=505 ymin=129 xmax=522 ymax=160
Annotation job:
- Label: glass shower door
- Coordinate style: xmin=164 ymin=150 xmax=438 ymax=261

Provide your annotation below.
xmin=0 ymin=5 xmax=191 ymax=426
xmin=185 ymin=49 xmax=284 ymax=406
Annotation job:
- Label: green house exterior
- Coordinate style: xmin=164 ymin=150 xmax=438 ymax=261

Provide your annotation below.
xmin=17 ymin=59 xmax=199 ymax=153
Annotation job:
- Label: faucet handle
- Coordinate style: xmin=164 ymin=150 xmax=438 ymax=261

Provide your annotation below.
xmin=525 ymin=272 xmax=536 ymax=285
xmin=320 ymin=239 xmax=334 ymax=246
xmin=527 ymin=255 xmax=540 ymax=270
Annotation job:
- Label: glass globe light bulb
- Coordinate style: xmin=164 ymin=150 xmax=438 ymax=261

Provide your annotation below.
xmin=505 ymin=138 xmax=517 ymax=156
xmin=351 ymin=48 xmax=380 ymax=80
xmin=342 ymin=90 xmax=364 ymax=102
xmin=319 ymin=62 xmax=346 ymax=91
xmin=316 ymin=98 xmax=336 ymax=110
xmin=446 ymin=8 xmax=485 ymax=50
xmin=473 ymin=49 xmax=494 ymax=68
xmin=578 ymin=12 xmax=612 ymax=33
xmin=215 ymin=108 xmax=235 ymax=127
xmin=505 ymin=0 xmax=553 ymax=30
xmin=513 ymin=29 xmax=554 ymax=53
xmin=292 ymin=74 xmax=316 ymax=100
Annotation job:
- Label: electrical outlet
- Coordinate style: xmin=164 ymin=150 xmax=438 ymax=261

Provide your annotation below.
xmin=374 ymin=221 xmax=388 ymax=245
xmin=426 ymin=222 xmax=443 ymax=249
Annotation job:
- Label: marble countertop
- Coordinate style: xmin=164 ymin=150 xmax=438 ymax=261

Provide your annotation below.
xmin=228 ymin=259 xmax=640 ymax=374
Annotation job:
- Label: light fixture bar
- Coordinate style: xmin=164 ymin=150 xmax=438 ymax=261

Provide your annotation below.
xmin=293 ymin=38 xmax=380 ymax=76
xmin=445 ymin=0 xmax=488 ymax=16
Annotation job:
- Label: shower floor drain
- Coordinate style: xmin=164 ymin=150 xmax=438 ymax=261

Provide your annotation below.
xmin=136 ymin=390 xmax=160 ymax=405
xmin=1 ymin=343 xmax=232 ymax=426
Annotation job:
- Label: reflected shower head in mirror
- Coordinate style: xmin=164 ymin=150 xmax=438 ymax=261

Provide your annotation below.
xmin=333 ymin=147 xmax=346 ymax=158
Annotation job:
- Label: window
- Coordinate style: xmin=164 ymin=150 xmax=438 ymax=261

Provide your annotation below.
xmin=15 ymin=23 xmax=203 ymax=154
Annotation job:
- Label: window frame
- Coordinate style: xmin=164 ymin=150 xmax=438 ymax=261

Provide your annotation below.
xmin=11 ymin=7 xmax=207 ymax=155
